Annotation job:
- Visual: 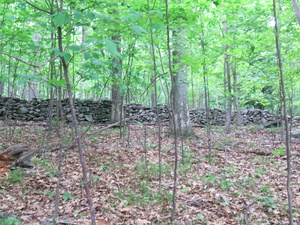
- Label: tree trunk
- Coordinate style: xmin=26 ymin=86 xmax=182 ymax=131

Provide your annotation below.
xmin=0 ymin=62 xmax=4 ymax=96
xmin=24 ymin=31 xmax=40 ymax=100
xmin=223 ymin=21 xmax=232 ymax=134
xmin=224 ymin=57 xmax=232 ymax=134
xmin=292 ymin=0 xmax=300 ymax=25
xmin=110 ymin=35 xmax=124 ymax=124
xmin=232 ymin=63 xmax=242 ymax=126
xmin=171 ymin=29 xmax=193 ymax=138
xmin=56 ymin=3 xmax=96 ymax=222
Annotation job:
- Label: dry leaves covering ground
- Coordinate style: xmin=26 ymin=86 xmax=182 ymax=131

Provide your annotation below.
xmin=0 ymin=121 xmax=299 ymax=225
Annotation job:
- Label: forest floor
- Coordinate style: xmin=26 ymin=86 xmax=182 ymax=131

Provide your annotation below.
xmin=0 ymin=121 xmax=300 ymax=225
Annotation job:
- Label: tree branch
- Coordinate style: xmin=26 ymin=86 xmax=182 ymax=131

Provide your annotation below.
xmin=0 ymin=52 xmax=58 ymax=68
xmin=0 ymin=52 xmax=38 ymax=68
xmin=23 ymin=0 xmax=52 ymax=14
xmin=39 ymin=55 xmax=59 ymax=67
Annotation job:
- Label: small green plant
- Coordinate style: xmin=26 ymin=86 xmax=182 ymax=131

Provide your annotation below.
xmin=226 ymin=166 xmax=236 ymax=174
xmin=62 ymin=192 xmax=74 ymax=201
xmin=73 ymin=211 xmax=83 ymax=218
xmin=245 ymin=126 xmax=260 ymax=132
xmin=218 ymin=200 xmax=230 ymax=206
xmin=197 ymin=213 xmax=205 ymax=221
xmin=271 ymin=146 xmax=285 ymax=156
xmin=97 ymin=163 xmax=110 ymax=172
xmin=203 ymin=173 xmax=216 ymax=183
xmin=240 ymin=177 xmax=255 ymax=188
xmin=261 ymin=185 xmax=270 ymax=193
xmin=91 ymin=175 xmax=100 ymax=183
xmin=8 ymin=168 xmax=25 ymax=184
xmin=202 ymin=155 xmax=215 ymax=164
xmin=257 ymin=195 xmax=278 ymax=208
xmin=32 ymin=157 xmax=58 ymax=177
xmin=181 ymin=185 xmax=191 ymax=191
xmin=154 ymin=190 xmax=172 ymax=205
xmin=266 ymin=127 xmax=281 ymax=134
xmin=43 ymin=190 xmax=56 ymax=199
xmin=247 ymin=142 xmax=255 ymax=147
xmin=0 ymin=216 xmax=20 ymax=225
xmin=220 ymin=178 xmax=234 ymax=190
xmin=134 ymin=161 xmax=170 ymax=179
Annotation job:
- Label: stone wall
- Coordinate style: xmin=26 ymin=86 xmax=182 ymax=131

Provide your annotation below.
xmin=0 ymin=97 xmax=299 ymax=127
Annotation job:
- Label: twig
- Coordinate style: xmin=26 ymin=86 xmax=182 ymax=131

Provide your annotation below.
xmin=23 ymin=0 xmax=52 ymax=14
xmin=244 ymin=200 xmax=255 ymax=225
xmin=0 ymin=52 xmax=58 ymax=68
xmin=0 ymin=52 xmax=39 ymax=68
xmin=183 ymin=216 xmax=194 ymax=225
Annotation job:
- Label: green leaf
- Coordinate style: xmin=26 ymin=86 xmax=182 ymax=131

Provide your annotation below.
xmin=84 ymin=51 xmax=92 ymax=60
xmin=49 ymin=191 xmax=56 ymax=198
xmin=60 ymin=52 xmax=72 ymax=62
xmin=53 ymin=14 xmax=66 ymax=27
xmin=2 ymin=217 xmax=20 ymax=224
xmin=219 ymin=201 xmax=229 ymax=206
xmin=21 ymin=74 xmax=36 ymax=80
xmin=197 ymin=213 xmax=205 ymax=220
xmin=92 ymin=175 xmax=100 ymax=183
xmin=47 ymin=79 xmax=66 ymax=86
xmin=129 ymin=12 xmax=141 ymax=20
xmin=149 ymin=23 xmax=165 ymax=31
xmin=271 ymin=147 xmax=285 ymax=156
xmin=74 ymin=11 xmax=83 ymax=20
xmin=103 ymin=39 xmax=121 ymax=58
xmin=62 ymin=192 xmax=74 ymax=201
xmin=131 ymin=24 xmax=146 ymax=35
xmin=68 ymin=45 xmax=82 ymax=51
xmin=87 ymin=12 xmax=95 ymax=21
xmin=71 ymin=87 xmax=79 ymax=92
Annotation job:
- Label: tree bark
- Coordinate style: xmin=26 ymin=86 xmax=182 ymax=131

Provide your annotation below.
xmin=110 ymin=10 xmax=123 ymax=125
xmin=171 ymin=29 xmax=194 ymax=138
xmin=232 ymin=63 xmax=242 ymax=126
xmin=292 ymin=0 xmax=300 ymax=25
xmin=223 ymin=21 xmax=232 ymax=134
xmin=110 ymin=35 xmax=124 ymax=125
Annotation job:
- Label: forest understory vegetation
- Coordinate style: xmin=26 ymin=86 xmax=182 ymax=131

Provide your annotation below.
xmin=0 ymin=121 xmax=299 ymax=225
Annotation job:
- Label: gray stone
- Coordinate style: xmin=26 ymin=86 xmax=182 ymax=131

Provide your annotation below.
xmin=19 ymin=107 xmax=28 ymax=114
xmin=291 ymin=129 xmax=300 ymax=139
xmin=84 ymin=114 xmax=94 ymax=122
xmin=66 ymin=114 xmax=72 ymax=122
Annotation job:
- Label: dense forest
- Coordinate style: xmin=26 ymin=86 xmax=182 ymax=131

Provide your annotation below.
xmin=1 ymin=0 xmax=299 ymax=113
xmin=0 ymin=0 xmax=300 ymax=224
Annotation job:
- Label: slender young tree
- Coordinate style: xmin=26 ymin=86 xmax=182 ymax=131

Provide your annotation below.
xmin=148 ymin=0 xmax=163 ymax=192
xmin=200 ymin=28 xmax=213 ymax=159
xmin=223 ymin=20 xmax=232 ymax=134
xmin=54 ymin=1 xmax=96 ymax=224
xmin=273 ymin=0 xmax=293 ymax=224
xmin=165 ymin=0 xmax=178 ymax=220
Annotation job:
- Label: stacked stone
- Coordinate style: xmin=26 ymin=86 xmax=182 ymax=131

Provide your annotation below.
xmin=189 ymin=108 xmax=226 ymax=125
xmin=0 ymin=97 xmax=293 ymax=127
